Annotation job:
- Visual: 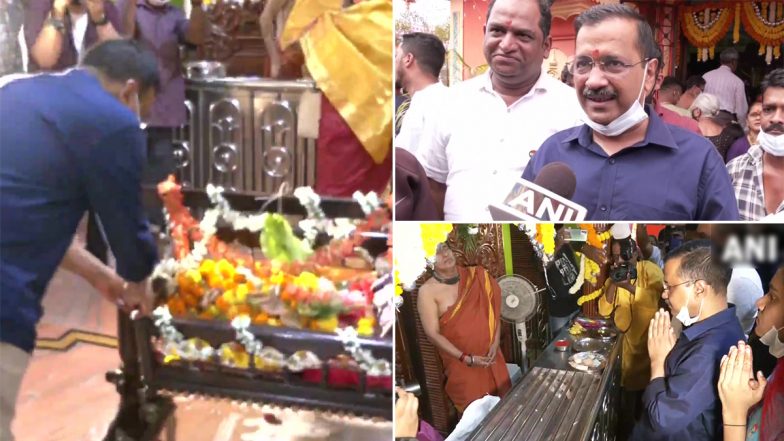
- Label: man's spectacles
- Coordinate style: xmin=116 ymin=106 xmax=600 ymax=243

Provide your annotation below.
xmin=662 ymin=279 xmax=696 ymax=292
xmin=570 ymin=57 xmax=651 ymax=76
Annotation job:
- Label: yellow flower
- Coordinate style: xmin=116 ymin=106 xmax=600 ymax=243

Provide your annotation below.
xmin=312 ymin=316 xmax=339 ymax=332
xmin=294 ymin=272 xmax=320 ymax=291
xmin=420 ymin=224 xmax=453 ymax=259
xmin=199 ymin=259 xmax=216 ymax=277
xmin=539 ymin=224 xmax=556 ymax=256
xmin=357 ymin=317 xmax=375 ymax=336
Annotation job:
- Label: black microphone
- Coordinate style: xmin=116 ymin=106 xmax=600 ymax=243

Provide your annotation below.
xmin=489 ymin=162 xmax=586 ymax=221
xmin=533 ymin=162 xmax=577 ymax=200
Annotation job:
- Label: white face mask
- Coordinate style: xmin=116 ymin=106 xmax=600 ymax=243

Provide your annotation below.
xmin=675 ymin=286 xmax=703 ymax=327
xmin=757 ymin=128 xmax=784 ymax=156
xmin=759 ymin=325 xmax=784 ymax=358
xmin=581 ymin=61 xmax=650 ymax=137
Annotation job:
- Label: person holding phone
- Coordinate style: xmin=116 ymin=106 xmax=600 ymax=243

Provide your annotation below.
xmin=24 ymin=0 xmax=130 ymax=72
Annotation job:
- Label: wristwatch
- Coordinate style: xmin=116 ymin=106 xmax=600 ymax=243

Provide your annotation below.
xmin=46 ymin=15 xmax=66 ymax=34
xmin=91 ymin=13 xmax=109 ymax=26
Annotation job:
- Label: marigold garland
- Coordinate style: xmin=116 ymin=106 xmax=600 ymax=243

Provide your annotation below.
xmin=741 ymin=1 xmax=784 ymax=62
xmin=581 ymin=224 xmax=611 ymax=249
xmin=681 ymin=5 xmax=735 ymax=61
xmin=577 ymin=287 xmax=604 ymax=306
xmin=537 ymin=224 xmax=556 ymax=257
xmin=680 ymin=2 xmax=784 ymax=63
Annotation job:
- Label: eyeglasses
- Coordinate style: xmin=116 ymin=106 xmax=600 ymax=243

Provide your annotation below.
xmin=662 ymin=280 xmax=695 ymax=292
xmin=570 ymin=57 xmax=651 ymax=76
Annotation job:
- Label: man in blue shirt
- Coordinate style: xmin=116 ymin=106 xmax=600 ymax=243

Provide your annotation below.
xmin=632 ymin=240 xmax=745 ymax=440
xmin=0 ymin=39 xmax=160 ymax=440
xmin=522 ymin=4 xmax=739 ymax=220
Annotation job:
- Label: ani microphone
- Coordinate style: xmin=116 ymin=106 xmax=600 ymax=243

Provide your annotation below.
xmin=488 ymin=162 xmax=587 ymax=221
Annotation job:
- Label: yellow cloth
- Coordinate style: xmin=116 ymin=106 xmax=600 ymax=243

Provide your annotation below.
xmin=280 ymin=0 xmax=392 ymax=164
xmin=598 ymin=260 xmax=663 ymax=391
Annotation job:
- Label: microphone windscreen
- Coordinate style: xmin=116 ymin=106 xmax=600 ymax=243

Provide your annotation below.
xmin=533 ymin=162 xmax=577 ymax=200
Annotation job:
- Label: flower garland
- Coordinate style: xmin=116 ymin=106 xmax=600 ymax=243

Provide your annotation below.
xmin=577 ymin=287 xmax=604 ymax=306
xmin=336 ymin=326 xmax=391 ymax=375
xmin=580 ymin=224 xmax=610 ymax=249
xmin=742 ymin=2 xmax=784 ymax=64
xmin=681 ymin=5 xmax=735 ymax=61
xmin=394 ymin=223 xmax=428 ymax=292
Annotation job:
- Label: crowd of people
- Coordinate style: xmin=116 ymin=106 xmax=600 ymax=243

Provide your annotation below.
xmin=394 ymin=0 xmax=784 ymax=222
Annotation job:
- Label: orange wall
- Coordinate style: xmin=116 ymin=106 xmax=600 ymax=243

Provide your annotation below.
xmin=458 ymin=0 xmax=579 ymax=80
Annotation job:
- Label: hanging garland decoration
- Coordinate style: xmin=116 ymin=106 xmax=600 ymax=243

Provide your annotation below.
xmin=580 ymin=224 xmax=610 ymax=249
xmin=681 ymin=4 xmax=735 ymax=62
xmin=569 ymin=252 xmax=586 ymax=295
xmin=741 ymin=1 xmax=784 ymax=64
xmin=577 ymin=287 xmax=604 ymax=307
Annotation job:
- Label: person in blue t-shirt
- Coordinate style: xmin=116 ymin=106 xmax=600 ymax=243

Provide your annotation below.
xmin=0 ymin=39 xmax=160 ymax=441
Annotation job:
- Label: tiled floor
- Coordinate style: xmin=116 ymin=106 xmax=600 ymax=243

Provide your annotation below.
xmin=11 ymin=267 xmax=391 ymax=441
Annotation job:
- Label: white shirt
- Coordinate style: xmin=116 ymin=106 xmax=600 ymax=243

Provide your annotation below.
xmin=703 ymin=65 xmax=748 ymax=123
xmin=396 ymin=81 xmax=449 ymax=156
xmin=727 ymin=266 xmax=764 ymax=336
xmin=71 ymin=12 xmax=89 ymax=61
xmin=417 ymin=70 xmax=582 ymax=221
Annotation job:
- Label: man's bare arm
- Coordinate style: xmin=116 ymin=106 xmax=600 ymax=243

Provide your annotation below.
xmin=636 ymin=224 xmax=653 ymax=260
xmin=417 ymin=285 xmax=463 ymax=360
xmin=61 ymin=237 xmax=123 ymax=295
xmin=427 ymin=179 xmax=446 ymax=220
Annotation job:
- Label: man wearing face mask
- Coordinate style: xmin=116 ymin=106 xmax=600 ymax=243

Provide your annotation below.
xmin=632 ymin=240 xmax=744 ymax=440
xmin=0 ymin=40 xmax=160 ymax=440
xmin=119 ymin=0 xmax=207 ymax=228
xmin=727 ymin=69 xmax=784 ymax=221
xmin=522 ymin=4 xmax=739 ymax=221
xmin=416 ymin=0 xmax=582 ymax=221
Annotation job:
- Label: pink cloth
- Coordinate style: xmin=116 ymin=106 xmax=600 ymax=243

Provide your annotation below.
xmin=417 ymin=420 xmax=444 ymax=441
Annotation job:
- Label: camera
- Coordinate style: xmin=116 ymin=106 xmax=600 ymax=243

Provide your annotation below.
xmin=610 ymin=263 xmax=637 ymax=282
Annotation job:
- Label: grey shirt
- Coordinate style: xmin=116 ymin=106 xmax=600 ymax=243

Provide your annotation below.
xmin=0 ymin=0 xmax=24 ymax=76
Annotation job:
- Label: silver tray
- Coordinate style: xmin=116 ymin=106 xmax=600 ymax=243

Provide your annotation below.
xmin=572 ymin=337 xmax=608 ymax=353
xmin=596 ymin=327 xmax=618 ymax=341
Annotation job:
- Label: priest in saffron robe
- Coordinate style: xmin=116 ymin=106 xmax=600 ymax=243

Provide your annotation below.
xmin=417 ymin=243 xmax=511 ymax=412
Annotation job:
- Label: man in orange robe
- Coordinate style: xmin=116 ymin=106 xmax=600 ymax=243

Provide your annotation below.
xmin=417 ymin=244 xmax=511 ymax=412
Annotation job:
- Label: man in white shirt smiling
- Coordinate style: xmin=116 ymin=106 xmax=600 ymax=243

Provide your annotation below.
xmin=395 ymin=32 xmax=449 ymax=157
xmin=416 ymin=0 xmax=582 ymax=221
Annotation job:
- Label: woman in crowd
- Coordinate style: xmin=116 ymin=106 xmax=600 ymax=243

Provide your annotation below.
xmin=690 ymin=93 xmax=744 ymax=161
xmin=726 ymin=101 xmax=763 ymax=163
xmin=718 ymin=267 xmax=784 ymax=441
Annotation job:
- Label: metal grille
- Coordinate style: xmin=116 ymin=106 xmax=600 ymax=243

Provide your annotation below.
xmin=175 ymin=80 xmax=318 ymax=194
xmin=468 ymin=367 xmax=600 ymax=441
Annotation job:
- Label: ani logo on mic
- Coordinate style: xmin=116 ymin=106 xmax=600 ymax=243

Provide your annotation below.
xmin=489 ymin=162 xmax=587 ymax=221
